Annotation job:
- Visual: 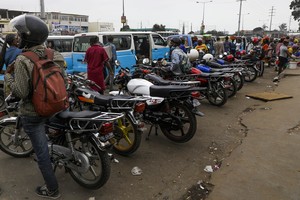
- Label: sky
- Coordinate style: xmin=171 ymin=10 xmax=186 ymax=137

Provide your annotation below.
xmin=1 ymin=0 xmax=299 ymax=34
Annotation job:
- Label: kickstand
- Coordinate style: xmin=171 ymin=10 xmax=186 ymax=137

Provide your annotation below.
xmin=146 ymin=124 xmax=159 ymax=140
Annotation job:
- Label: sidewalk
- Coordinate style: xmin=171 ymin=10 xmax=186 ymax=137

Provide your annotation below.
xmin=207 ymin=67 xmax=300 ymax=200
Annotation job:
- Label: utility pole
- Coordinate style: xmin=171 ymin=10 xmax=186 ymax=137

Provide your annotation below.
xmin=289 ymin=15 xmax=292 ymax=33
xmin=40 ymin=0 xmax=45 ymax=20
xmin=269 ymin=6 xmax=275 ymax=31
xmin=237 ymin=0 xmax=246 ymax=36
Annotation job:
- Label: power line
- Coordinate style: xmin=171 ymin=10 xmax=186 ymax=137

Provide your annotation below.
xmin=269 ymin=6 xmax=275 ymax=31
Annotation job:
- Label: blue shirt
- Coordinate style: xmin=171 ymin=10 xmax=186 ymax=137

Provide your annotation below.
xmin=4 ymin=46 xmax=22 ymax=67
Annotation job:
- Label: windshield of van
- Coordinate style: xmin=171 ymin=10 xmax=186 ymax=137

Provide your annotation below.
xmin=73 ymin=35 xmax=132 ymax=52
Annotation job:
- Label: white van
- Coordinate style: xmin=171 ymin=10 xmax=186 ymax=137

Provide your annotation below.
xmin=46 ymin=35 xmax=74 ymax=73
xmin=72 ymin=31 xmax=169 ymax=73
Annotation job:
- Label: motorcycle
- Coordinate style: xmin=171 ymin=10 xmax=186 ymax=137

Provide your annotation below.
xmin=142 ymin=58 xmax=230 ymax=106
xmin=67 ymin=74 xmax=147 ymax=156
xmin=111 ymin=63 xmax=206 ymax=143
xmin=0 ymin=94 xmax=124 ymax=189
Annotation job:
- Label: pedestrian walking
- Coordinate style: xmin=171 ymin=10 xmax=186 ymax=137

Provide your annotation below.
xmin=105 ymin=35 xmax=117 ymax=91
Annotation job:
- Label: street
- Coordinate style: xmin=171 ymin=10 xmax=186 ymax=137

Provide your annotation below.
xmin=0 ymin=65 xmax=299 ymax=200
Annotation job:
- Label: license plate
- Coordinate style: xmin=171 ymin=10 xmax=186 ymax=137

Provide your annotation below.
xmin=193 ymin=99 xmax=201 ymax=107
xmin=99 ymin=132 xmax=114 ymax=142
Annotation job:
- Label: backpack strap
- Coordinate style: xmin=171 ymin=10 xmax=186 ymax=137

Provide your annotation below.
xmin=22 ymin=48 xmax=54 ymax=63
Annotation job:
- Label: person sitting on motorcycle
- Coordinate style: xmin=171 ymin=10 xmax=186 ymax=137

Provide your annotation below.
xmin=195 ymin=39 xmax=208 ymax=53
xmin=162 ymin=37 xmax=191 ymax=75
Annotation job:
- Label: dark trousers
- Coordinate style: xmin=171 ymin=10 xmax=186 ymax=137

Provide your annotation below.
xmin=278 ymin=56 xmax=288 ymax=75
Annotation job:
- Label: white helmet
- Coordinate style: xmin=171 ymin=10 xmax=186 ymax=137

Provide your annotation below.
xmin=187 ymin=49 xmax=199 ymax=62
xmin=202 ymin=53 xmax=214 ymax=62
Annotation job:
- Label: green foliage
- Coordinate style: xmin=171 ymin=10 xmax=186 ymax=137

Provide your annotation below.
xmin=152 ymin=24 xmax=166 ymax=32
xmin=290 ymin=0 xmax=300 ymax=21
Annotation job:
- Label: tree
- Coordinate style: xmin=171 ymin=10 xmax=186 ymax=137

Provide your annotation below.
xmin=120 ymin=25 xmax=130 ymax=31
xmin=290 ymin=0 xmax=300 ymax=30
xmin=152 ymin=24 xmax=166 ymax=32
xmin=278 ymin=23 xmax=287 ymax=31
xmin=262 ymin=24 xmax=268 ymax=30
xmin=290 ymin=0 xmax=300 ymax=21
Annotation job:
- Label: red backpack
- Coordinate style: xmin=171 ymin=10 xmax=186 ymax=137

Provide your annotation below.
xmin=22 ymin=49 xmax=69 ymax=117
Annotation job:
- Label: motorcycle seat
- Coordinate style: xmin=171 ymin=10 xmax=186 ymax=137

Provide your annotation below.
xmin=150 ymin=85 xmax=194 ymax=98
xmin=94 ymin=94 xmax=133 ymax=106
xmin=57 ymin=110 xmax=103 ymax=119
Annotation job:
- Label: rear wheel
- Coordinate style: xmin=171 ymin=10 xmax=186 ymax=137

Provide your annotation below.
xmin=207 ymin=82 xmax=228 ymax=106
xmin=224 ymin=77 xmax=237 ymax=98
xmin=243 ymin=65 xmax=258 ymax=82
xmin=112 ymin=115 xmax=142 ymax=156
xmin=69 ymin=137 xmax=111 ymax=190
xmin=160 ymin=102 xmax=197 ymax=143
xmin=233 ymin=73 xmax=244 ymax=91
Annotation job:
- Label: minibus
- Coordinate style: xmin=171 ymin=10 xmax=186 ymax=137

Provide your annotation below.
xmin=46 ymin=35 xmax=74 ymax=73
xmin=72 ymin=31 xmax=169 ymax=73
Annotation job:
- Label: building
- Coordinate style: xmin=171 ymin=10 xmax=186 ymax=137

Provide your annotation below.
xmin=0 ymin=8 xmax=115 ymax=36
xmin=30 ymin=11 xmax=89 ymax=35
xmin=88 ymin=22 xmax=114 ymax=32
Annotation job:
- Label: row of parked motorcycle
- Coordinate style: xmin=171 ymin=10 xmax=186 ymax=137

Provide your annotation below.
xmin=0 ymin=50 xmax=264 ymax=190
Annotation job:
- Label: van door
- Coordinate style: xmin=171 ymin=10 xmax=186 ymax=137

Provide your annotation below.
xmin=151 ymin=33 xmax=170 ymax=60
xmin=132 ymin=34 xmax=150 ymax=64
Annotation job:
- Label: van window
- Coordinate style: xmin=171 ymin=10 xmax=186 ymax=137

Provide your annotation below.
xmin=73 ymin=36 xmax=93 ymax=52
xmin=46 ymin=38 xmax=73 ymax=52
xmin=152 ymin=34 xmax=165 ymax=46
xmin=103 ymin=35 xmax=132 ymax=51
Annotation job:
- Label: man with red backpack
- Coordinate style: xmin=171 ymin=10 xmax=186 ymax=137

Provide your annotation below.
xmin=4 ymin=14 xmax=67 ymax=199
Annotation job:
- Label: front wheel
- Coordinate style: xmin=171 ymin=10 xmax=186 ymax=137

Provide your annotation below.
xmin=112 ymin=114 xmax=142 ymax=156
xmin=0 ymin=121 xmax=33 ymax=158
xmin=160 ymin=102 xmax=197 ymax=143
xmin=69 ymin=137 xmax=111 ymax=190
xmin=233 ymin=73 xmax=244 ymax=91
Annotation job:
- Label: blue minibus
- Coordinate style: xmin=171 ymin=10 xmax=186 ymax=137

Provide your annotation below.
xmin=72 ymin=31 xmax=169 ymax=73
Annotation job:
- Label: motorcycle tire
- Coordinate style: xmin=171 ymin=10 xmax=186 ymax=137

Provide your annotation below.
xmin=256 ymin=60 xmax=264 ymax=77
xmin=112 ymin=114 xmax=142 ymax=156
xmin=224 ymin=77 xmax=237 ymax=98
xmin=68 ymin=137 xmax=111 ymax=190
xmin=233 ymin=73 xmax=244 ymax=91
xmin=0 ymin=88 xmax=5 ymax=110
xmin=160 ymin=102 xmax=197 ymax=143
xmin=207 ymin=82 xmax=228 ymax=106
xmin=0 ymin=121 xmax=33 ymax=158
xmin=243 ymin=65 xmax=258 ymax=82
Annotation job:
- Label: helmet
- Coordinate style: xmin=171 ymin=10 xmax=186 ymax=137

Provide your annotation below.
xmin=202 ymin=53 xmax=214 ymax=62
xmin=171 ymin=37 xmax=181 ymax=46
xmin=241 ymin=50 xmax=246 ymax=55
xmin=252 ymin=37 xmax=259 ymax=44
xmin=226 ymin=54 xmax=234 ymax=61
xmin=187 ymin=49 xmax=199 ymax=62
xmin=10 ymin=14 xmax=49 ymax=48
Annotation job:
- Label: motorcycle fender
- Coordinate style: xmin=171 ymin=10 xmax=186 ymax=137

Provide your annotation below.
xmin=184 ymin=100 xmax=204 ymax=117
xmin=0 ymin=116 xmax=17 ymax=124
xmin=91 ymin=134 xmax=109 ymax=151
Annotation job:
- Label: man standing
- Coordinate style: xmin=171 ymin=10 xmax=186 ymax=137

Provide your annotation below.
xmin=84 ymin=36 xmax=111 ymax=94
xmin=5 ymin=14 xmax=66 ymax=199
xmin=213 ymin=37 xmax=224 ymax=57
xmin=105 ymin=35 xmax=117 ymax=91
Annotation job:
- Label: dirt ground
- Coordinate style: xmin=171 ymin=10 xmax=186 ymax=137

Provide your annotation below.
xmin=0 ymin=65 xmax=286 ymax=200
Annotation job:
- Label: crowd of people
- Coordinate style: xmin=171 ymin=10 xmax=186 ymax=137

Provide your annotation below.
xmin=170 ymin=34 xmax=299 ymax=81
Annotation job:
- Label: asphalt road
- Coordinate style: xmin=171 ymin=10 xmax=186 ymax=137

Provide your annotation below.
xmin=0 ymin=65 xmax=297 ymax=200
